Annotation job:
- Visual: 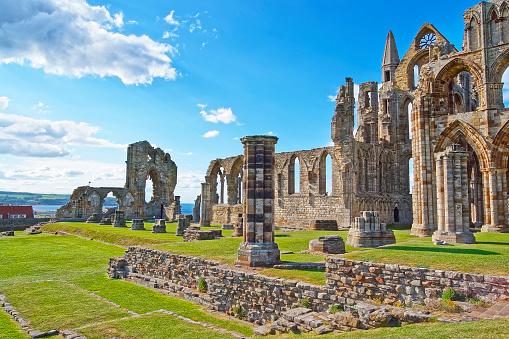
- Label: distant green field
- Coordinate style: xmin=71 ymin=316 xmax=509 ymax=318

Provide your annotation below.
xmin=0 ymin=191 xmax=116 ymax=206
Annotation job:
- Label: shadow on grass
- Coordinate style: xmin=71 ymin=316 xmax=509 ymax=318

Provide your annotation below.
xmin=275 ymin=234 xmax=290 ymax=238
xmin=384 ymin=246 xmax=500 ymax=255
xmin=476 ymin=241 xmax=509 ymax=247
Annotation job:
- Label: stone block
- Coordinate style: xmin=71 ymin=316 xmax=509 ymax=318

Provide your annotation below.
xmin=131 ymin=219 xmax=145 ymax=231
xmin=346 ymin=211 xmax=396 ymax=248
xmin=113 ymin=210 xmax=127 ymax=227
xmin=152 ymin=219 xmax=167 ymax=233
xmin=309 ymin=235 xmax=346 ymax=254
xmin=309 ymin=220 xmax=338 ymax=231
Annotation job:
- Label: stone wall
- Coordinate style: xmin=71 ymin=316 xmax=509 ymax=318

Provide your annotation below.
xmin=275 ymin=195 xmax=350 ymax=229
xmin=0 ymin=218 xmax=51 ymax=232
xmin=109 ymin=247 xmax=509 ymax=325
xmin=211 ymin=204 xmax=242 ymax=224
xmin=326 ymin=257 xmax=509 ymax=305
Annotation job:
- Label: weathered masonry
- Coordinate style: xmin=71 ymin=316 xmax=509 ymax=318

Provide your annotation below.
xmin=200 ymin=0 xmax=509 ymax=236
xmin=57 ymin=141 xmax=178 ymax=220
xmin=200 ymin=78 xmax=413 ymax=229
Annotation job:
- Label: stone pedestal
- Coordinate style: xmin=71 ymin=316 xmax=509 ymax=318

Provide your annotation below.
xmin=86 ymin=213 xmax=100 ymax=223
xmin=176 ymin=214 xmax=191 ymax=236
xmin=309 ymin=220 xmax=338 ymax=231
xmin=432 ymin=145 xmax=476 ymax=244
xmin=309 ymin=235 xmax=345 ymax=254
xmin=113 ymin=210 xmax=127 ymax=227
xmin=152 ymin=219 xmax=166 ymax=233
xmin=232 ymin=214 xmax=243 ymax=237
xmin=99 ymin=217 xmax=112 ymax=225
xmin=237 ymin=243 xmax=281 ymax=267
xmin=236 ymin=135 xmax=280 ymax=267
xmin=131 ymin=219 xmax=145 ymax=231
xmin=347 ymin=211 xmax=396 ymax=248
xmin=481 ymin=224 xmax=509 ymax=233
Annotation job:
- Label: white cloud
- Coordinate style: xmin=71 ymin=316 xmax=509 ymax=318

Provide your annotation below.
xmin=113 ymin=11 xmax=124 ymax=28
xmin=203 ymin=130 xmax=219 ymax=138
xmin=0 ymin=0 xmax=177 ymax=85
xmin=0 ymin=113 xmax=125 ymax=157
xmin=196 ymin=103 xmax=207 ymax=109
xmin=0 ymin=158 xmax=126 ymax=194
xmin=164 ymin=10 xmax=179 ymax=26
xmin=266 ymin=131 xmax=275 ymax=136
xmin=0 ymin=96 xmax=10 ymax=109
xmin=34 ymin=102 xmax=44 ymax=108
xmin=177 ymin=173 xmax=202 ymax=189
xmin=200 ymin=107 xmax=236 ymax=124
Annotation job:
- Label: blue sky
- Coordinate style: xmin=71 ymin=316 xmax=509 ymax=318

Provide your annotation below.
xmin=0 ymin=0 xmax=482 ymax=202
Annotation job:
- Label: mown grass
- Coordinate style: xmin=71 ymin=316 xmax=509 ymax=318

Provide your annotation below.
xmin=0 ymin=308 xmax=28 ymax=339
xmin=79 ymin=312 xmax=232 ymax=339
xmin=277 ymin=318 xmax=509 ymax=338
xmin=0 ymin=233 xmax=253 ymax=336
xmin=344 ymin=232 xmax=509 ymax=276
xmin=43 ymin=221 xmax=509 ymax=280
xmin=2 ymin=281 xmax=130 ymax=331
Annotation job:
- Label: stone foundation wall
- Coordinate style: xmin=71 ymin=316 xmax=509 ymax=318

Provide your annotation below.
xmin=275 ymin=195 xmax=350 ymax=229
xmin=109 ymin=247 xmax=509 ymax=324
xmin=326 ymin=257 xmax=509 ymax=305
xmin=211 ymin=204 xmax=242 ymax=224
xmin=0 ymin=218 xmax=51 ymax=232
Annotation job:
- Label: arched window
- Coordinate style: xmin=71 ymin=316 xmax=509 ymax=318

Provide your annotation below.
xmin=503 ymin=8 xmax=509 ymax=42
xmin=295 ymin=158 xmax=300 ymax=194
xmin=145 ymin=173 xmax=155 ymax=203
xmin=319 ymin=153 xmax=333 ymax=195
xmin=491 ymin=11 xmax=500 ymax=46
xmin=469 ymin=17 xmax=479 ymax=51
xmin=288 ymin=156 xmax=300 ymax=194
xmin=413 ymin=65 xmax=420 ymax=89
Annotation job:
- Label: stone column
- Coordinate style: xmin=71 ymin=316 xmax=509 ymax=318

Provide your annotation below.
xmin=200 ymin=182 xmax=211 ymax=227
xmin=432 ymin=145 xmax=475 ymax=244
xmin=482 ymin=169 xmax=509 ymax=232
xmin=237 ymin=135 xmax=281 ymax=267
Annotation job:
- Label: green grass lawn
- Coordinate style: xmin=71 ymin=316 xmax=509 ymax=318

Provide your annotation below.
xmin=277 ymin=318 xmax=509 ymax=338
xmin=2 ymin=228 xmax=509 ymax=338
xmin=0 ymin=308 xmax=28 ymax=339
xmin=79 ymin=312 xmax=232 ymax=339
xmin=0 ymin=232 xmax=253 ymax=337
xmin=344 ymin=231 xmax=509 ymax=276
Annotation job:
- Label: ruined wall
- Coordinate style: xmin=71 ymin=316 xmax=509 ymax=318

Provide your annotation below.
xmin=57 ymin=141 xmax=177 ymax=221
xmin=109 ymin=247 xmax=509 ymax=324
xmin=211 ymin=204 xmax=242 ymax=224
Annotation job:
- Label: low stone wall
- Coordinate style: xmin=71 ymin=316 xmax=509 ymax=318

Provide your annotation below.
xmin=0 ymin=218 xmax=51 ymax=232
xmin=109 ymin=247 xmax=509 ymax=324
xmin=109 ymin=247 xmax=335 ymax=324
xmin=326 ymin=257 xmax=509 ymax=304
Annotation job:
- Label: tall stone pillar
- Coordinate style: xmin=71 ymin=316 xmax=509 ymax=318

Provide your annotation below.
xmin=432 ymin=145 xmax=475 ymax=244
xmin=481 ymin=169 xmax=509 ymax=232
xmin=200 ymin=182 xmax=211 ymax=227
xmin=237 ymin=135 xmax=281 ymax=267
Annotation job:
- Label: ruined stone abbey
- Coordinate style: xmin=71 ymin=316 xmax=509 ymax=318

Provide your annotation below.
xmin=199 ymin=0 xmax=509 ymax=240
xmin=56 ymin=141 xmax=178 ymax=221
xmin=56 ymin=1 xmax=509 ymax=243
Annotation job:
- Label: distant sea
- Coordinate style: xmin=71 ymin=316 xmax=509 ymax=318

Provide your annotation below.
xmin=33 ymin=203 xmax=195 ymax=215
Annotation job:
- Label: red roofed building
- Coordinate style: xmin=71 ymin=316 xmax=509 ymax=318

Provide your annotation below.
xmin=0 ymin=206 xmax=34 ymax=219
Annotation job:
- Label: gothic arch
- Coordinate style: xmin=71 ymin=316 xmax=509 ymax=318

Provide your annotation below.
xmin=492 ymin=119 xmax=509 ymax=167
xmin=434 ymin=120 xmax=491 ymax=169
xmin=488 ymin=46 xmax=509 ymax=83
xmin=434 ymin=58 xmax=483 ymax=89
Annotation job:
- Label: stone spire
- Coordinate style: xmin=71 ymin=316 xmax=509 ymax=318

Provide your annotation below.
xmin=381 ymin=30 xmax=400 ymax=82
